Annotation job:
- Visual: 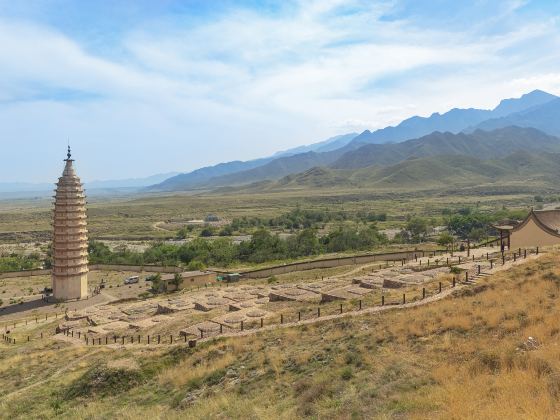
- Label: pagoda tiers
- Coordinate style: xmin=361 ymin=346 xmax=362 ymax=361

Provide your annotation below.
xmin=52 ymin=147 xmax=88 ymax=300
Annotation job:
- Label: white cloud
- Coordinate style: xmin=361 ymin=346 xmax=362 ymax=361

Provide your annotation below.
xmin=0 ymin=1 xmax=559 ymax=181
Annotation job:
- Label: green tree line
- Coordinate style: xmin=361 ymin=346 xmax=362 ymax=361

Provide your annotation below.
xmin=89 ymin=223 xmax=388 ymax=268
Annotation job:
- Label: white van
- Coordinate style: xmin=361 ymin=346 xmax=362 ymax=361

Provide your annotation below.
xmin=124 ymin=276 xmax=140 ymax=285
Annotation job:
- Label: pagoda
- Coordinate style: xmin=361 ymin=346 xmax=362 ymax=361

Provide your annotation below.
xmin=52 ymin=146 xmax=88 ymax=300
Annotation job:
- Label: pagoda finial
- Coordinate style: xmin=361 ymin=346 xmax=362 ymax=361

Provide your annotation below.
xmin=66 ymin=143 xmax=72 ymax=161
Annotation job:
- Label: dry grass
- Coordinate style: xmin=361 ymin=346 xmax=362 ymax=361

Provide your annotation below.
xmin=2 ymin=252 xmax=560 ymax=418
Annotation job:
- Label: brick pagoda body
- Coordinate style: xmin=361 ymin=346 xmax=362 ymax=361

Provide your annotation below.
xmin=52 ymin=147 xmax=88 ymax=300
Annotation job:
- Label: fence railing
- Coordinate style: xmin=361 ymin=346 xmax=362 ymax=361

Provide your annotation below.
xmin=1 ymin=247 xmax=539 ymax=347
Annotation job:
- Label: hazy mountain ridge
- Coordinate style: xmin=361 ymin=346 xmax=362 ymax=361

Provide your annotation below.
xmin=206 ymin=150 xmax=343 ymax=186
xmin=272 ymin=133 xmax=358 ymax=157
xmin=148 ymin=134 xmax=359 ymax=191
xmin=149 ymin=90 xmax=559 ymax=191
xmin=331 ymin=126 xmax=560 ymax=169
xmin=347 ymin=89 xmax=558 ymax=148
xmin=0 ymin=172 xmax=179 ymax=194
xmin=147 ymin=158 xmax=274 ymax=191
xmin=466 ymin=97 xmax=560 ymax=136
xmin=246 ymin=150 xmax=560 ymax=192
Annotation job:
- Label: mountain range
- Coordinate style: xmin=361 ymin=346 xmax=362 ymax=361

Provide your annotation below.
xmin=212 ymin=127 xmax=560 ymax=193
xmin=0 ymin=172 xmax=179 ymax=195
xmin=151 ymin=89 xmax=560 ymax=191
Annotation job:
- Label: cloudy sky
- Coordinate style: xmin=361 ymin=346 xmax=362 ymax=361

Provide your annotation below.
xmin=1 ymin=0 xmax=560 ymax=182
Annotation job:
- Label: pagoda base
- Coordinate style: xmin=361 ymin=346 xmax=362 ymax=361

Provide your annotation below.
xmin=52 ymin=273 xmax=88 ymax=300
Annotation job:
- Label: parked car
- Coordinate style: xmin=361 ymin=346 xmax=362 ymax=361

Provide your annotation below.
xmin=124 ymin=276 xmax=139 ymax=285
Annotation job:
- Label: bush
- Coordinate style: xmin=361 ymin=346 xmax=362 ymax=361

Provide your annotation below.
xmin=340 ymin=367 xmax=353 ymax=380
xmin=63 ymin=366 xmax=144 ymax=399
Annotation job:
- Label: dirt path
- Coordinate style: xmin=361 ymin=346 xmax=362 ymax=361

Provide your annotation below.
xmin=52 ymin=249 xmax=542 ymax=349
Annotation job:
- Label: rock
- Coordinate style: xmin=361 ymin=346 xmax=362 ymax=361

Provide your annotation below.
xmin=180 ymin=389 xmax=203 ymax=408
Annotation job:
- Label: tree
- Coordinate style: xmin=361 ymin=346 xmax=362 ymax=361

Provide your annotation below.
xmin=170 ymin=273 xmax=182 ymax=290
xmin=468 ymin=227 xmax=486 ymax=243
xmin=150 ymin=273 xmax=162 ymax=293
xmin=406 ymin=217 xmax=429 ymax=243
xmin=437 ymin=232 xmax=454 ymax=250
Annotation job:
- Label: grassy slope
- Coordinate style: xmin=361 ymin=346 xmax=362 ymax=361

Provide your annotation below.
xmin=2 ymin=253 xmax=560 ymax=419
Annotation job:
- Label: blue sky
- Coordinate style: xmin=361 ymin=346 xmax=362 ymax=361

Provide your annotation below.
xmin=1 ymin=0 xmax=560 ymax=182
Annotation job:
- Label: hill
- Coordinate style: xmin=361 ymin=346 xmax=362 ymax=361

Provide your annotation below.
xmin=272 ymin=133 xmax=358 ymax=157
xmin=467 ymin=98 xmax=560 ymax=137
xmin=205 ymin=150 xmax=344 ymax=187
xmin=346 ymin=89 xmax=557 ymax=148
xmin=149 ymin=90 xmax=559 ymax=191
xmin=331 ymin=126 xmax=560 ymax=169
xmin=3 ymin=252 xmax=559 ymax=418
xmin=149 ymin=134 xmax=357 ymax=191
xmin=246 ymin=150 xmax=560 ymax=192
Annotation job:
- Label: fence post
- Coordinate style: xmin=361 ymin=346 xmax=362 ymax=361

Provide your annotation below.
xmin=122 ymin=336 xmax=125 ymax=345
xmin=340 ymin=304 xmax=343 ymax=314
xmin=317 ymin=308 xmax=320 ymax=317
xmin=382 ymin=295 xmax=385 ymax=306
xmin=439 ymin=282 xmax=442 ymax=293
xmin=465 ymin=272 xmax=469 ymax=282
xmin=524 ymin=249 xmax=527 ymax=259
xmin=402 ymin=294 xmax=406 ymax=304
xmin=158 ymin=335 xmax=161 ymax=344
xmin=261 ymin=318 xmax=264 ymax=327
xmin=170 ymin=335 xmax=173 ymax=344
xmin=453 ymin=278 xmax=456 ymax=287
xmin=138 ymin=335 xmax=140 ymax=343
xmin=514 ymin=253 xmax=517 ymax=262
xmin=148 ymin=335 xmax=150 ymax=344
xmin=220 ymin=324 xmax=223 ymax=334
xmin=359 ymin=300 xmax=362 ymax=310
xmin=477 ymin=265 xmax=481 ymax=275
xmin=280 ymin=314 xmax=283 ymax=324
xmin=502 ymin=255 xmax=505 ymax=265
xmin=241 ymin=321 xmax=244 ymax=331
xmin=537 ymin=246 xmax=539 ymax=255
xmin=422 ymin=288 xmax=426 ymax=299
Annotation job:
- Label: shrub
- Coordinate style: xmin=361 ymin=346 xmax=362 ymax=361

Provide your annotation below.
xmin=63 ymin=366 xmax=144 ymax=399
xmin=341 ymin=367 xmax=353 ymax=380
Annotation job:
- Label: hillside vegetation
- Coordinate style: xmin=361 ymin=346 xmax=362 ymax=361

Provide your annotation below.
xmin=2 ymin=252 xmax=560 ymax=418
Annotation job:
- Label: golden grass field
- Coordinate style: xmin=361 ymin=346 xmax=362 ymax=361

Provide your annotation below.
xmin=1 ymin=251 xmax=559 ymax=419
